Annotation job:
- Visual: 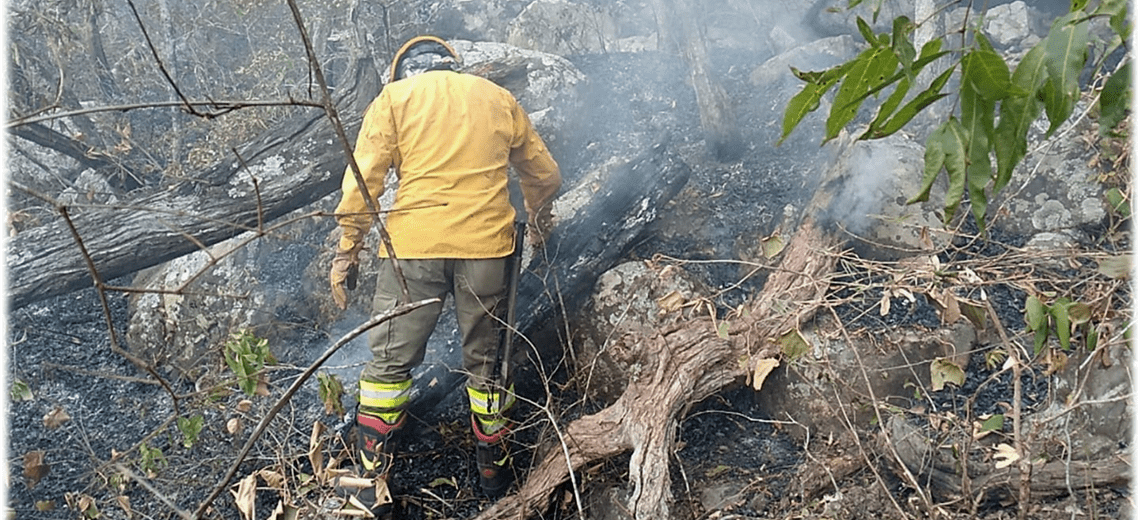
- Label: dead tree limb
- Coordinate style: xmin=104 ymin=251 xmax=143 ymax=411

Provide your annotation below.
xmin=476 ymin=216 xmax=842 ymax=519
xmin=7 ymin=59 xmax=382 ymax=309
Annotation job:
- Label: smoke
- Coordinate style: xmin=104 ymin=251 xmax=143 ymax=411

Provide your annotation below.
xmin=822 ymin=142 xmax=901 ymax=236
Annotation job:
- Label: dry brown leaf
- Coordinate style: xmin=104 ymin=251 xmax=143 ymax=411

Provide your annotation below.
xmin=237 ymin=400 xmax=253 ymax=413
xmin=940 ymin=289 xmax=961 ymax=325
xmin=34 ymin=500 xmax=54 ymax=511
xmin=77 ymin=495 xmax=97 ymax=517
xmin=994 ymin=443 xmax=1020 ymax=469
xmin=258 ymin=468 xmax=286 ymax=490
xmin=231 ymin=473 xmax=258 ymax=520
xmin=879 ymin=292 xmax=891 ymax=316
xmin=23 ymin=450 xmax=49 ymax=489
xmin=227 ymin=418 xmax=242 ymax=436
xmin=656 ymin=290 xmax=686 ymax=313
xmin=309 ymin=421 xmax=325 ymax=482
xmin=267 ymin=501 xmax=300 ymax=520
xmin=116 ymin=495 xmax=132 ymax=519
xmin=751 ymin=358 xmax=780 ymax=391
xmin=43 ymin=406 xmax=71 ymax=429
xmin=255 ymin=378 xmax=270 ymax=397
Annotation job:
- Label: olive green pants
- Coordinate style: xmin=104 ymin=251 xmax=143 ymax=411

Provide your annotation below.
xmin=362 ymin=257 xmax=509 ymax=394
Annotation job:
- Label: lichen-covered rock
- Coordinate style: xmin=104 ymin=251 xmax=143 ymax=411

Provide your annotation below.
xmin=820 ymin=135 xmax=953 ymax=261
xmin=990 ymin=112 xmax=1109 ymax=245
xmin=572 ymin=260 xmax=710 ymax=403
xmin=506 ymin=0 xmax=618 ymax=56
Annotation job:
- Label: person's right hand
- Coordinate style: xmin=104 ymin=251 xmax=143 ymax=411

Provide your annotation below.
xmin=329 ymin=231 xmax=364 ymax=310
xmin=529 ymin=204 xmax=554 ymax=249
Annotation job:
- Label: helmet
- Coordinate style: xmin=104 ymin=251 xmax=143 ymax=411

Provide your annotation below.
xmin=389 ymin=36 xmax=461 ymax=83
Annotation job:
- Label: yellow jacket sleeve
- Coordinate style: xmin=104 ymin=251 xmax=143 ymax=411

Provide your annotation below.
xmin=509 ymin=101 xmax=562 ymax=220
xmin=334 ymin=94 xmax=399 ymax=250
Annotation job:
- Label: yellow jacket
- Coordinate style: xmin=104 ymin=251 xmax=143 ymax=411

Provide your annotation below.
xmin=335 ymin=60 xmax=561 ymax=258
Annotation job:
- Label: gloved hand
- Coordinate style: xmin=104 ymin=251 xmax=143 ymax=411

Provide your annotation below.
xmin=330 ymin=230 xmax=364 ymax=310
xmin=528 ymin=204 xmax=554 ymax=249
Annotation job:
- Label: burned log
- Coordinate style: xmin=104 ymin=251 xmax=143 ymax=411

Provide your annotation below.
xmin=651 ymin=0 xmax=745 ymax=162
xmin=888 ymin=415 xmax=1131 ymax=504
xmin=6 ymin=59 xmax=383 ymax=310
xmin=475 ymin=187 xmax=844 ymax=519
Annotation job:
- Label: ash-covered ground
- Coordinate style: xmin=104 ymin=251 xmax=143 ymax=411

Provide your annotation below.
xmin=7 ymin=44 xmax=1130 ymax=520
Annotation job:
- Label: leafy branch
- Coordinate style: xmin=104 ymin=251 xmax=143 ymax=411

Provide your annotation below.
xmin=781 ymin=0 xmax=1131 ymax=232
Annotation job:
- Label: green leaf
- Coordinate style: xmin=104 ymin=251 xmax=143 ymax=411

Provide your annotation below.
xmin=910 ymin=123 xmax=947 ymax=204
xmin=872 ymin=66 xmax=953 ymax=138
xmin=979 ymin=414 xmax=1005 ymax=434
xmin=1085 ymin=327 xmax=1099 ymax=351
xmin=1042 ymin=12 xmax=1090 ymax=136
xmin=779 ymin=329 xmax=811 ymax=361
xmin=1096 ymin=253 xmax=1131 ymax=279
xmin=1034 ymin=325 xmax=1050 ymax=356
xmin=177 ymin=415 xmax=204 ymax=449
xmin=716 ymin=321 xmax=730 ymax=339
xmin=857 ymin=16 xmax=878 ymax=46
xmin=862 ymin=76 xmax=911 ymax=138
xmin=940 ymin=118 xmax=969 ymax=225
xmin=10 ymin=379 xmax=33 ymax=402
xmin=891 ymin=16 xmax=916 ymax=77
xmin=994 ymin=42 xmax=1049 ymax=193
xmin=779 ymin=66 xmax=847 ymax=145
xmin=1094 ymin=0 xmax=1129 ymax=37
xmin=1068 ymin=302 xmax=1092 ymax=325
xmin=1069 ymin=0 xmax=1089 ymax=12
xmin=826 ymin=46 xmax=899 ymax=141
xmin=1025 ymin=295 xmax=1048 ymax=330
xmin=428 ymin=477 xmax=457 ymax=489
xmin=1099 ymin=63 xmax=1131 ymax=135
xmin=960 ymin=81 xmax=995 ymax=231
xmin=1052 ymin=298 xmax=1073 ymax=349
xmin=930 ymin=358 xmax=965 ymax=391
xmin=962 ymin=46 xmax=1013 ymax=101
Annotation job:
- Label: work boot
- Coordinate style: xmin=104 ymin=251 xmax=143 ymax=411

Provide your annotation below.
xmin=338 ymin=410 xmax=404 ymax=517
xmin=471 ymin=414 xmax=513 ymax=497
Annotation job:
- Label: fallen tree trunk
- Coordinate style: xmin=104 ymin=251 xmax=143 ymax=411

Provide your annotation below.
xmin=651 ymin=0 xmax=744 ymax=162
xmin=7 ymin=59 xmax=382 ymax=310
xmin=888 ymin=415 xmax=1131 ymax=502
xmin=475 ymin=138 xmax=862 ymax=519
xmin=475 ymin=215 xmax=843 ymax=519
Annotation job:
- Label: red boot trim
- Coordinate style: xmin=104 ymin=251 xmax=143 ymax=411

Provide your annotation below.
xmin=359 ymin=411 xmax=404 ymax=435
xmin=471 ymin=414 xmax=509 ymax=443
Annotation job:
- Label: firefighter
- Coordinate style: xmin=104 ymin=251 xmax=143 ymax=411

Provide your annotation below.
xmin=328 ymin=36 xmax=561 ymax=514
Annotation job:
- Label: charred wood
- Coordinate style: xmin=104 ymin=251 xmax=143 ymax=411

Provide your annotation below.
xmin=651 ymin=0 xmax=745 ymax=162
xmin=7 ymin=59 xmax=382 ymax=310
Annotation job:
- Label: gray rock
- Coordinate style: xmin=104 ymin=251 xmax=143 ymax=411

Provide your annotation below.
xmin=749 ymin=35 xmax=857 ymax=89
xmin=1035 ymin=340 xmax=1132 ymax=460
xmin=821 ymin=135 xmax=953 ymax=261
xmin=506 ymin=0 xmax=618 ymax=55
xmin=983 ymin=1 xmax=1031 ymax=47
xmin=990 ymin=111 xmax=1108 ymax=241
xmin=452 ymin=40 xmax=585 ymax=134
xmin=807 ymin=0 xmax=915 ymax=38
xmin=572 ymin=260 xmax=711 ymax=403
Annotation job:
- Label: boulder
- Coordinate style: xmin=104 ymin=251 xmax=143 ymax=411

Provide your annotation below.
xmin=990 ymin=111 xmax=1109 ymax=246
xmin=982 ymin=1 xmax=1031 ymax=47
xmin=506 ymin=0 xmax=618 ymax=55
xmin=572 ymin=260 xmax=711 ymax=403
xmin=819 ymin=135 xmax=953 ymax=261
